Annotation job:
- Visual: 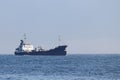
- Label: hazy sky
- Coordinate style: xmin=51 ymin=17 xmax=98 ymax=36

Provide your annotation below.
xmin=0 ymin=0 xmax=120 ymax=54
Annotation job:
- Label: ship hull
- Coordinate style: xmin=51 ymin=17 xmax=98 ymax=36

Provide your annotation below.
xmin=15 ymin=45 xmax=67 ymax=56
xmin=15 ymin=51 xmax=66 ymax=55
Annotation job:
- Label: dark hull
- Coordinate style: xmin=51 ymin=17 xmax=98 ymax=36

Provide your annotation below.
xmin=15 ymin=45 xmax=67 ymax=56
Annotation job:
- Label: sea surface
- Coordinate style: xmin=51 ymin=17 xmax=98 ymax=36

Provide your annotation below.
xmin=0 ymin=54 xmax=120 ymax=80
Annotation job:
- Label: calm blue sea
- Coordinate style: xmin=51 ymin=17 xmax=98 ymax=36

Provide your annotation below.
xmin=0 ymin=54 xmax=120 ymax=80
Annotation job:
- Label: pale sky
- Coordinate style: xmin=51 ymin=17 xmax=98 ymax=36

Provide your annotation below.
xmin=0 ymin=0 xmax=120 ymax=54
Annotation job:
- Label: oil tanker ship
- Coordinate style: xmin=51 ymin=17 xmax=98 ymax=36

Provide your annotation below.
xmin=15 ymin=36 xmax=67 ymax=55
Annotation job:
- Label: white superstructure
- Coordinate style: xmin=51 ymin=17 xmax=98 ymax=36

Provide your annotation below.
xmin=22 ymin=44 xmax=34 ymax=52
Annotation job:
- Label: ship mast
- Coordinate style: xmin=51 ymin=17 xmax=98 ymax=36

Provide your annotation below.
xmin=24 ymin=33 xmax=27 ymax=43
xmin=58 ymin=35 xmax=61 ymax=46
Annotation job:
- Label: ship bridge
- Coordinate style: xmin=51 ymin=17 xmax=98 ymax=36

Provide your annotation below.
xmin=15 ymin=40 xmax=34 ymax=53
